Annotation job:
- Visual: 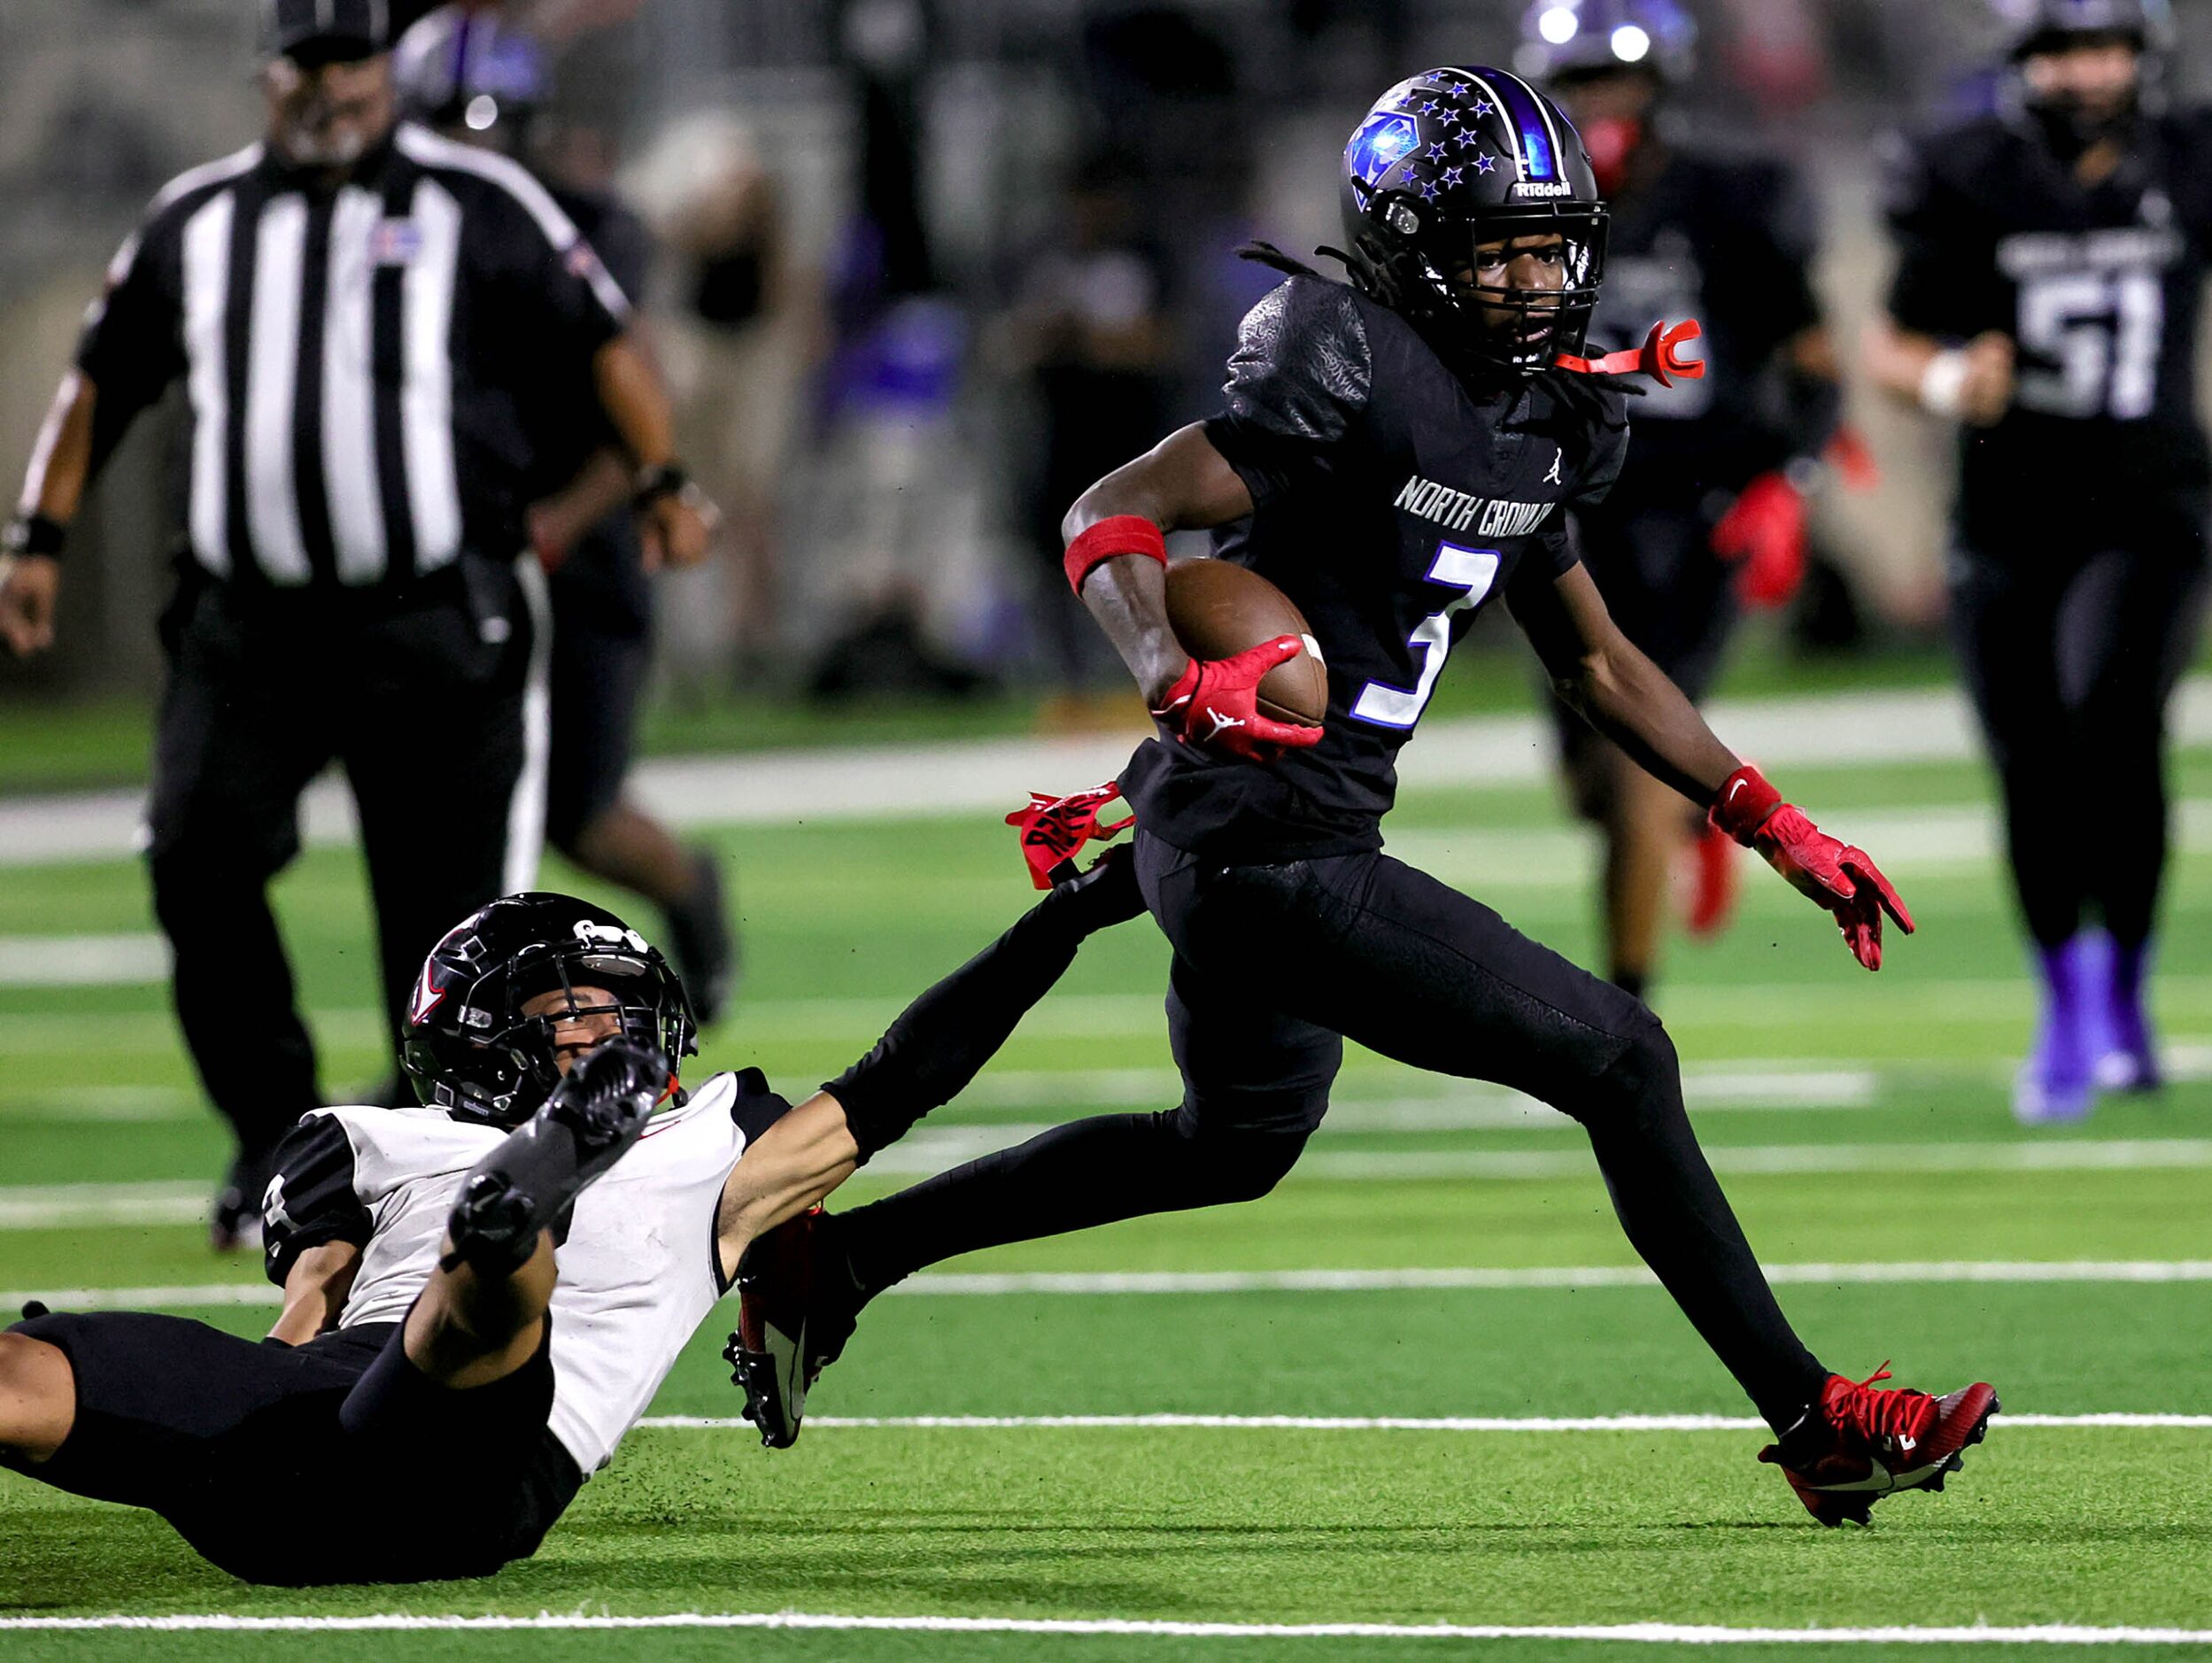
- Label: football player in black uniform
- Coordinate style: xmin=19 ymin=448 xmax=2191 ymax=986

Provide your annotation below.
xmin=392 ymin=8 xmax=739 ymax=1024
xmin=733 ymin=68 xmax=1997 ymax=1528
xmin=1868 ymin=0 xmax=2209 ymax=1122
xmin=1521 ymin=0 xmax=1845 ymax=1000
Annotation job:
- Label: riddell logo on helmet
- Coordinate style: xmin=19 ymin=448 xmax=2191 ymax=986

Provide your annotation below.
xmin=1512 ymin=180 xmax=1572 ymax=199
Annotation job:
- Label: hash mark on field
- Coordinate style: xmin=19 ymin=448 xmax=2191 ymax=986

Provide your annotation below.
xmin=639 ymin=1412 xmax=2212 ymax=1432
xmin=3 ymin=1614 xmax=2208 ymax=1644
xmin=9 ymin=1261 xmax=2212 ymax=1311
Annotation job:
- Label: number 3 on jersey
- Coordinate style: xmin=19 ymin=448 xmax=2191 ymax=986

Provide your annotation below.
xmin=1350 ymin=542 xmax=1501 ymax=731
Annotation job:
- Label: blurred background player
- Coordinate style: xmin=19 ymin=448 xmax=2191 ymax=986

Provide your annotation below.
xmin=1000 ymin=149 xmax=1178 ymax=720
xmin=1868 ymin=0 xmax=2212 ymax=1122
xmin=0 ymin=0 xmax=708 ymax=1248
xmin=392 ymin=4 xmax=739 ymax=1025
xmin=1520 ymin=0 xmax=1845 ymax=1002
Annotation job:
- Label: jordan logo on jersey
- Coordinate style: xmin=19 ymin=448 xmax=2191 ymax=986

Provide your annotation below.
xmin=1543 ymin=451 xmax=1564 ymax=485
xmin=1395 ymin=474 xmax=1551 ymax=538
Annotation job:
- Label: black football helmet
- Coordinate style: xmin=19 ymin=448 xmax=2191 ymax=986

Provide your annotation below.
xmin=391 ymin=4 xmax=550 ymax=151
xmin=1338 ymin=66 xmax=1606 ymax=375
xmin=1996 ymin=0 xmax=2172 ymax=60
xmin=1515 ymin=0 xmax=1697 ymax=85
xmin=400 ymin=893 xmax=699 ymax=1128
xmin=1994 ymin=0 xmax=2172 ymax=156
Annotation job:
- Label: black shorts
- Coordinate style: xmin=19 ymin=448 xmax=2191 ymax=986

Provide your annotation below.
xmin=1134 ymin=830 xmax=1649 ymax=1134
xmin=6 ymin=1309 xmax=582 ymax=1585
xmin=545 ymin=606 xmax=649 ymax=851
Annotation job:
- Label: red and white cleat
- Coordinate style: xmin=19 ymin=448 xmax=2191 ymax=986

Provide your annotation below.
xmin=1759 ymin=1364 xmax=2000 ymax=1527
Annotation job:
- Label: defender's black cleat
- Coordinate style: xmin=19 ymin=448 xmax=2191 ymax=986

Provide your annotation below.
xmin=444 ymin=1036 xmax=668 ymax=1278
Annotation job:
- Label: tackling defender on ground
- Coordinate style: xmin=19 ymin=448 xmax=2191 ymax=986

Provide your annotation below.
xmin=0 ymin=873 xmax=1134 ymax=1582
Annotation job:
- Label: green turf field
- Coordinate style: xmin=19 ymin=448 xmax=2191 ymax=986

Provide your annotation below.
xmin=1 ymin=702 xmax=2208 ymax=1659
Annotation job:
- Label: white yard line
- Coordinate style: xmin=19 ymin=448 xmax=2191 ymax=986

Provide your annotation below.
xmin=5 ymin=677 xmax=2211 ymax=868
xmin=9 ymin=1259 xmax=2210 ymax=1313
xmin=644 ymin=1412 xmax=2212 ymax=1432
xmin=1 ymin=1613 xmax=2205 ymax=1644
xmin=4 ymin=1140 xmax=2208 ymax=1230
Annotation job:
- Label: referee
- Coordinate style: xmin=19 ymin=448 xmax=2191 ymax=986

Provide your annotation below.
xmin=0 ymin=0 xmax=710 ymax=1245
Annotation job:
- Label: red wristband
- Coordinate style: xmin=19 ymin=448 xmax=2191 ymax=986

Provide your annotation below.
xmin=1709 ymin=764 xmax=1783 ymax=847
xmin=1064 ymin=514 xmax=1167 ymax=595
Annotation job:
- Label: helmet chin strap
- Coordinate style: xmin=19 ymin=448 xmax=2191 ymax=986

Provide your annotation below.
xmin=1554 ymin=318 xmax=1705 ymax=383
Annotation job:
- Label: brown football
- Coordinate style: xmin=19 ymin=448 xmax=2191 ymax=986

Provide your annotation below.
xmin=1164 ymin=558 xmax=1328 ymax=726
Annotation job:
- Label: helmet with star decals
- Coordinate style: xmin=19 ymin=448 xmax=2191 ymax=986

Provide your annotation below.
xmin=1338 ymin=66 xmax=1606 ymax=375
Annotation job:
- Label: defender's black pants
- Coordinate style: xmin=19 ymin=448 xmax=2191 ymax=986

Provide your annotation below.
xmin=146 ymin=564 xmax=541 ymax=1164
xmin=1948 ymin=534 xmax=2209 ymax=949
xmin=836 ymin=832 xmax=1827 ymax=1430
xmin=4 ymin=1311 xmax=576 ymax=1584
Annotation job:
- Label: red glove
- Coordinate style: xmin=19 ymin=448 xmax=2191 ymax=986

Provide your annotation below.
xmin=1150 ymin=637 xmax=1325 ymax=763
xmin=1709 ymin=764 xmax=1914 ymax=971
xmin=1005 ymin=783 xmax=1134 ymax=891
xmin=1710 ymin=471 xmax=1807 ymax=609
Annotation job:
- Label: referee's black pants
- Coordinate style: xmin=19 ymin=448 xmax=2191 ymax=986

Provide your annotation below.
xmin=144 ymin=561 xmax=544 ymax=1167
xmin=1948 ymin=522 xmax=2209 ymax=950
xmin=837 ymin=832 xmax=1829 ymax=1432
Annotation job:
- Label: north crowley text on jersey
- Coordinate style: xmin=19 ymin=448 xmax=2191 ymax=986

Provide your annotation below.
xmin=1394 ymin=474 xmax=1553 ymax=538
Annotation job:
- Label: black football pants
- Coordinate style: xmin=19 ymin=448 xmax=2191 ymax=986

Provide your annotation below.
xmin=835 ymin=832 xmax=1828 ymax=1431
xmin=1949 ymin=534 xmax=2209 ymax=949
xmin=144 ymin=565 xmax=543 ymax=1168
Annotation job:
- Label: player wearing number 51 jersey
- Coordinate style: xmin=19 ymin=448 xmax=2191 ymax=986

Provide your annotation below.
xmin=1870 ymin=0 xmax=2212 ymax=1122
xmin=738 ymin=68 xmax=1999 ymax=1529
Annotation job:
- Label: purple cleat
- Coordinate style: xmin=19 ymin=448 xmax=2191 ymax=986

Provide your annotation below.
xmin=2095 ymin=935 xmax=2163 ymax=1094
xmin=2015 ymin=936 xmax=2095 ymax=1125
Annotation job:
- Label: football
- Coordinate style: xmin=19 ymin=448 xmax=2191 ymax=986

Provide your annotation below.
xmin=1164 ymin=558 xmax=1329 ymax=726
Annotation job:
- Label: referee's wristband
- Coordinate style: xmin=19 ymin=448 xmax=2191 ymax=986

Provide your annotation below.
xmin=632 ymin=461 xmax=691 ymax=508
xmin=3 ymin=512 xmax=67 ymax=562
xmin=1063 ymin=514 xmax=1167 ymax=595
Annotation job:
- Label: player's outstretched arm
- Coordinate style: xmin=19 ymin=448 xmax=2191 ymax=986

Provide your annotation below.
xmin=1520 ymin=564 xmax=1913 ymax=970
xmin=714 ymin=850 xmax=1146 ymax=1275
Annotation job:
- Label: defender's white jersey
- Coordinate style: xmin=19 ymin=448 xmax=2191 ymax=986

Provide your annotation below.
xmin=264 ymin=1073 xmax=749 ymax=1473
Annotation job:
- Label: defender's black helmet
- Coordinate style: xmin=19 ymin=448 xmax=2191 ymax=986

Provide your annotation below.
xmin=1339 ymin=66 xmax=1607 ymax=375
xmin=401 ymin=893 xmax=698 ymax=1128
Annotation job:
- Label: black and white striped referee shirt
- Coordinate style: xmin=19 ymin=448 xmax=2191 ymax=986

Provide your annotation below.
xmin=75 ymin=121 xmax=630 ymax=591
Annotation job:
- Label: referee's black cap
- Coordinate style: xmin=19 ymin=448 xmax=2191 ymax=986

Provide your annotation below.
xmin=261 ymin=0 xmax=393 ymax=66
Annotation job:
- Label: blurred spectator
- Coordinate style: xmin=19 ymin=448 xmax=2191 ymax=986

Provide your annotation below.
xmin=625 ymin=110 xmax=816 ymax=687
xmin=1001 ymin=151 xmax=1175 ymax=705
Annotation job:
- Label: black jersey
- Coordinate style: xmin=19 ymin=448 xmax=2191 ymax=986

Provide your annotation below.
xmin=1885 ymin=111 xmax=2212 ymax=548
xmin=1589 ymin=150 xmax=1821 ymax=507
xmin=1120 ymin=275 xmax=1628 ymax=861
